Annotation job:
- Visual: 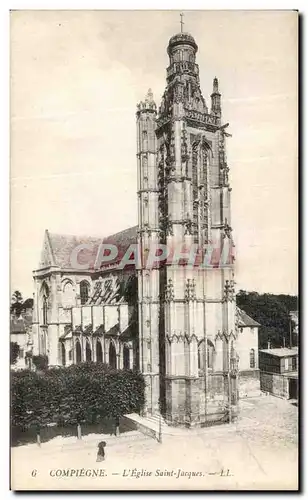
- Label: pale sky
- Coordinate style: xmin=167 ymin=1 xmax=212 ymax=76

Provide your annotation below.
xmin=10 ymin=10 xmax=298 ymax=298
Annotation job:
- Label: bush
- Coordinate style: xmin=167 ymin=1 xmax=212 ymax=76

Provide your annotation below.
xmin=10 ymin=342 xmax=20 ymax=365
xmin=32 ymin=355 xmax=49 ymax=371
xmin=11 ymin=362 xmax=145 ymax=430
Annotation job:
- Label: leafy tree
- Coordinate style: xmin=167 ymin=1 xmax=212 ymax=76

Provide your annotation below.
xmin=236 ymin=290 xmax=298 ymax=349
xmin=22 ymin=298 xmax=34 ymax=310
xmin=10 ymin=342 xmax=19 ymax=365
xmin=11 ymin=292 xmax=34 ymax=317
xmin=32 ymin=355 xmax=49 ymax=371
xmin=11 ymin=363 xmax=145 ymax=431
xmin=10 ymin=291 xmax=24 ymax=317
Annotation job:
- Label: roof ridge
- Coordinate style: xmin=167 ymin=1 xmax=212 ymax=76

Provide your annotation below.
xmin=45 ymin=229 xmax=56 ymax=266
xmin=47 ymin=225 xmax=137 ymax=242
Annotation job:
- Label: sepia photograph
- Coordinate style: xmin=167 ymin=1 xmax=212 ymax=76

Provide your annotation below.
xmin=10 ymin=9 xmax=298 ymax=491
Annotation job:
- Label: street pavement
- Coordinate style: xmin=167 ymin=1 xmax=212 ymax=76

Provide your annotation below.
xmin=11 ymin=395 xmax=298 ymax=491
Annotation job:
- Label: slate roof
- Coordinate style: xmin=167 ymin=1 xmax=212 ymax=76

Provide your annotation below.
xmin=93 ymin=325 xmax=105 ymax=336
xmin=120 ymin=321 xmax=137 ymax=339
xmin=40 ymin=226 xmax=138 ymax=271
xmin=259 ymin=347 xmax=298 ymax=358
xmin=105 ymin=323 xmax=120 ymax=336
xmin=59 ymin=326 xmax=73 ymax=340
xmin=236 ymin=307 xmax=260 ymax=327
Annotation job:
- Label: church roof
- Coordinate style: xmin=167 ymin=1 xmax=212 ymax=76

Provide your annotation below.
xmin=168 ymin=32 xmax=198 ymax=53
xmin=38 ymin=226 xmax=138 ymax=271
xmin=259 ymin=347 xmax=298 ymax=358
xmin=236 ymin=307 xmax=260 ymax=327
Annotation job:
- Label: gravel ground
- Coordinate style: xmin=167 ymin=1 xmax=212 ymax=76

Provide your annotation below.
xmin=11 ymin=395 xmax=298 ymax=491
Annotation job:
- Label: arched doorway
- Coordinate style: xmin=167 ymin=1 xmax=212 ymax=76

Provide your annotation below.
xmin=96 ymin=340 xmax=103 ymax=363
xmin=75 ymin=340 xmax=82 ymax=364
xmin=86 ymin=341 xmax=92 ymax=362
xmin=61 ymin=343 xmax=66 ymax=366
xmin=109 ymin=342 xmax=117 ymax=369
xmin=123 ymin=345 xmax=130 ymax=369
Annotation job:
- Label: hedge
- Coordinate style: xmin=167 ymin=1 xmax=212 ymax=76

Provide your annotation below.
xmin=11 ymin=362 xmax=145 ymax=430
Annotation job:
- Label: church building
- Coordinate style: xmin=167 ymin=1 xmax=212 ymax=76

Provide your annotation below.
xmin=32 ymin=26 xmax=260 ymax=427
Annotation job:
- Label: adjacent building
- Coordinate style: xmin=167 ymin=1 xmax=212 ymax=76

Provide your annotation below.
xmin=259 ymin=347 xmax=298 ymax=400
xmin=10 ymin=309 xmax=33 ymax=370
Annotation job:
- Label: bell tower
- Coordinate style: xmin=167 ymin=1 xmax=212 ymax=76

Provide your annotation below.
xmin=136 ymin=25 xmax=238 ymax=426
xmin=155 ymin=29 xmax=238 ymax=426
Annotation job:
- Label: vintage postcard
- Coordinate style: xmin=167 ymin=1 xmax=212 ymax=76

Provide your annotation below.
xmin=10 ymin=9 xmax=298 ymax=491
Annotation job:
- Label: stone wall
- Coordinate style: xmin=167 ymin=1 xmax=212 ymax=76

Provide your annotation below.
xmin=164 ymin=372 xmax=238 ymax=427
xmin=238 ymin=369 xmax=261 ymax=398
xmin=260 ymin=371 xmax=289 ymax=399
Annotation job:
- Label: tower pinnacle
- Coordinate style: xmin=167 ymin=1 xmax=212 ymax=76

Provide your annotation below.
xmin=136 ymin=88 xmax=157 ymax=115
xmin=145 ymin=88 xmax=154 ymax=103
xmin=180 ymin=13 xmax=184 ymax=33
xmin=213 ymin=76 xmax=219 ymax=93
xmin=211 ymin=76 xmax=221 ymax=116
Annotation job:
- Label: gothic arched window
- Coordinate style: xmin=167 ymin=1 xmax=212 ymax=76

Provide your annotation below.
xmin=109 ymin=342 xmax=117 ymax=369
xmin=96 ymin=340 xmax=103 ymax=363
xmin=198 ymin=341 xmax=205 ymax=372
xmin=198 ymin=340 xmax=214 ymax=372
xmin=62 ymin=281 xmax=75 ymax=308
xmin=123 ymin=345 xmax=130 ymax=370
xmin=61 ymin=343 xmax=66 ymax=366
xmin=207 ymin=340 xmax=214 ymax=370
xmin=86 ymin=341 xmax=92 ymax=362
xmin=250 ymin=348 xmax=255 ymax=369
xmin=80 ymin=281 xmax=89 ymax=305
xmin=75 ymin=340 xmax=82 ymax=364
xmin=142 ymin=131 xmax=148 ymax=151
xmin=43 ymin=296 xmax=48 ymax=325
xmin=41 ymin=283 xmax=49 ymax=325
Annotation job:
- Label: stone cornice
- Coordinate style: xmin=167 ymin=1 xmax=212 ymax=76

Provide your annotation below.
xmin=136 ymin=150 xmax=157 ymax=157
xmin=165 ymin=375 xmax=199 ymax=381
xmin=137 ymin=189 xmax=160 ymax=194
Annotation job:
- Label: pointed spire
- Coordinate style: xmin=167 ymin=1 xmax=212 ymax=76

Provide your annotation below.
xmin=136 ymin=88 xmax=157 ymax=115
xmin=145 ymin=88 xmax=154 ymax=103
xmin=212 ymin=77 xmax=220 ymax=94
xmin=211 ymin=76 xmax=221 ymax=116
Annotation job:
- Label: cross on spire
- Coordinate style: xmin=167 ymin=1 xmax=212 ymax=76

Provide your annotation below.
xmin=180 ymin=13 xmax=184 ymax=33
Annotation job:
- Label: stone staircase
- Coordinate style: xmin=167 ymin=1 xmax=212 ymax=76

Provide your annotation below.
xmin=123 ymin=413 xmax=189 ymax=440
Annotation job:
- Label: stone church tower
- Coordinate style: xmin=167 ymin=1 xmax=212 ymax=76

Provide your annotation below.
xmin=31 ymin=25 xmax=260 ymax=424
xmin=137 ymin=30 xmax=238 ymax=426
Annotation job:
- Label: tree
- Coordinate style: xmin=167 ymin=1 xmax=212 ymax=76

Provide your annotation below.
xmin=23 ymin=298 xmax=34 ymax=310
xmin=32 ymin=355 xmax=49 ymax=371
xmin=10 ymin=291 xmax=24 ymax=317
xmin=10 ymin=342 xmax=20 ymax=365
xmin=236 ymin=290 xmax=298 ymax=349
xmin=11 ymin=363 xmax=145 ymax=432
xmin=10 ymin=292 xmax=34 ymax=318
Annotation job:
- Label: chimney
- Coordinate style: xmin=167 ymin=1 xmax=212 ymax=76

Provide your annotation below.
xmin=267 ymin=340 xmax=271 ymax=349
xmin=283 ymin=337 xmax=286 ymax=348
